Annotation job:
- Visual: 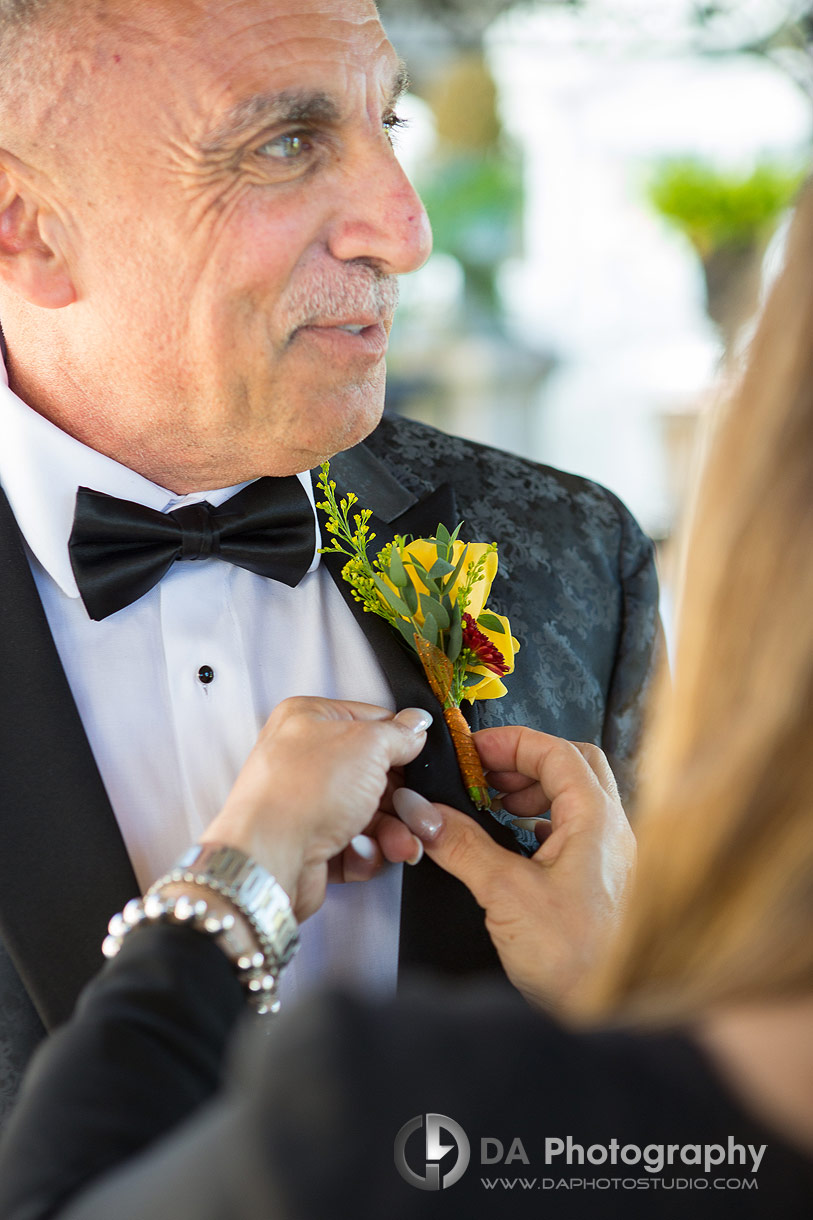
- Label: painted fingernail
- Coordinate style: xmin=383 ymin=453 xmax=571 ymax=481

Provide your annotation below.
xmin=392 ymin=788 xmax=443 ymax=840
xmin=350 ymin=834 xmax=377 ymax=861
xmin=406 ymin=837 xmax=424 ymax=867
xmin=395 ymin=708 xmax=434 ymax=734
xmin=511 ymin=817 xmax=546 ymax=831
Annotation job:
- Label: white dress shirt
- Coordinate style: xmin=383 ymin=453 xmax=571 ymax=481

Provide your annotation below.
xmin=0 ymin=354 xmax=402 ymax=1003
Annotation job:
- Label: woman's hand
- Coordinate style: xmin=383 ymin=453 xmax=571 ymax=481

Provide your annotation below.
xmin=201 ymin=697 xmax=431 ymax=920
xmin=394 ymin=725 xmax=635 ymax=1010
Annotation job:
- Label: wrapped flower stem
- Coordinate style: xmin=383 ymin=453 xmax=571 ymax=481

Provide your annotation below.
xmin=414 ymin=634 xmax=491 ymax=811
xmin=442 ymin=705 xmax=491 ymax=811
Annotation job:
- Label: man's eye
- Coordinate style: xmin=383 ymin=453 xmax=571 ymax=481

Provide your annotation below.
xmin=383 ymin=112 xmax=408 ymax=144
xmin=257 ymin=133 xmax=310 ymax=160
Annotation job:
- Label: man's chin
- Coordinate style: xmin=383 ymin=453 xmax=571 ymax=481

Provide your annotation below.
xmin=310 ymin=377 xmax=387 ymax=461
xmin=254 ymin=383 xmax=386 ymax=477
xmin=310 ymin=411 xmax=384 ymax=469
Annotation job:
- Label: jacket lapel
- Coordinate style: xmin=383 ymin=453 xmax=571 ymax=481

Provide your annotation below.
xmin=319 ymin=443 xmax=521 ymax=981
xmin=0 ymin=487 xmax=137 ymax=1028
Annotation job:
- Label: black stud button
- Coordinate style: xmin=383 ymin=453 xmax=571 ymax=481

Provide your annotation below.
xmin=198 ymin=665 xmax=215 ymax=685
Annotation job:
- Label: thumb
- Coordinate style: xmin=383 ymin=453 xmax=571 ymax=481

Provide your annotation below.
xmin=376 ymin=708 xmax=434 ymax=769
xmin=392 ymin=789 xmax=506 ymax=908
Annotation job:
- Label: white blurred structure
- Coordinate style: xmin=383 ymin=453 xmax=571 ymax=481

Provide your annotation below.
xmin=392 ymin=3 xmax=812 ymax=538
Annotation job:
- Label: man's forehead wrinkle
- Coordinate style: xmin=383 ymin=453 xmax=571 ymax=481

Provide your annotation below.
xmin=196 ymin=57 xmax=404 ymax=159
xmin=0 ymin=4 xmax=172 ymax=164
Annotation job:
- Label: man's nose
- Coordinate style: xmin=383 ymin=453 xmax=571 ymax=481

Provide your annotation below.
xmin=327 ymin=141 xmax=433 ymax=276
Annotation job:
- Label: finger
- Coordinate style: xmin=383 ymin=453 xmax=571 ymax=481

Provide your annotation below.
xmin=573 ymin=742 xmax=620 ymax=800
xmin=392 ymin=787 xmax=443 ymax=840
xmin=332 ymin=834 xmax=385 ymax=884
xmin=500 ymin=786 xmax=553 ymax=818
xmin=484 ymin=770 xmax=537 ymax=795
xmin=272 ymin=697 xmax=430 ymax=729
xmin=393 ymin=707 xmax=434 ymax=733
xmin=505 ymin=813 xmax=553 ymax=842
xmin=369 ymin=812 xmax=423 ymax=866
xmin=372 ymin=710 xmax=433 ymax=770
xmin=474 ymin=726 xmax=604 ymax=813
xmin=533 ymin=817 xmax=554 ymax=845
xmin=412 ymin=800 xmax=514 ymax=908
xmin=378 ymin=769 xmax=405 ymax=814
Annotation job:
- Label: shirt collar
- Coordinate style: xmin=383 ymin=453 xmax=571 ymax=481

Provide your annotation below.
xmin=0 ymin=351 xmax=320 ymax=599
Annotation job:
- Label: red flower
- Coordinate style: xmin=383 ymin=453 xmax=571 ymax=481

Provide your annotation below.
xmin=462 ymin=613 xmax=509 ymax=676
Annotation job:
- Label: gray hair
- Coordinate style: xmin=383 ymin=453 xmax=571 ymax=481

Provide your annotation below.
xmin=0 ymin=0 xmax=58 ymax=29
xmin=0 ymin=0 xmax=87 ymax=137
xmin=0 ymin=0 xmax=63 ymax=72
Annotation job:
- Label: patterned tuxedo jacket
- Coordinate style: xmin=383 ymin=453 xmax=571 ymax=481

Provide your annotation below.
xmin=0 ymin=413 xmax=660 ymax=1125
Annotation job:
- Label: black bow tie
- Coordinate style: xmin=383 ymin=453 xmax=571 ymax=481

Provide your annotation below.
xmin=69 ymin=476 xmax=316 ymax=621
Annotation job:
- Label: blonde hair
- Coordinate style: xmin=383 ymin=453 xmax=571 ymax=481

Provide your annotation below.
xmin=589 ymin=182 xmax=813 ymax=1023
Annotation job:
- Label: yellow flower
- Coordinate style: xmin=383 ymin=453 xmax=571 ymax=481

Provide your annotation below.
xmin=380 ymin=538 xmax=499 ymax=622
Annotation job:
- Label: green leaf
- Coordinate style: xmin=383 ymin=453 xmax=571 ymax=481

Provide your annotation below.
xmin=417 ymin=592 xmax=434 ymax=621
xmin=477 ymin=612 xmax=506 ymax=634
xmin=371 ymin=574 xmax=411 ymax=618
xmin=432 ymin=599 xmax=450 ymax=631
xmin=435 ymin=522 xmax=451 ymax=548
xmin=447 ymin=616 xmax=463 ymax=663
xmin=387 ymin=547 xmax=408 ymax=588
xmin=402 ymin=580 xmax=419 ymax=615
xmin=429 ymin=557 xmax=455 ymax=579
xmin=420 ymin=609 xmax=439 ymax=648
xmin=396 ymin=617 xmax=420 ymax=648
xmin=419 ymin=592 xmax=449 ymax=631
xmin=407 ymin=558 xmax=440 ymax=597
xmin=441 ymin=544 xmax=469 ymax=595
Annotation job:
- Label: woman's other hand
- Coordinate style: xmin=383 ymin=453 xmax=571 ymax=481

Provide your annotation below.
xmin=394 ymin=726 xmax=635 ymax=1010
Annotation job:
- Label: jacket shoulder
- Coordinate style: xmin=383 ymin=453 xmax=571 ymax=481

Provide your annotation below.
xmin=365 ymin=413 xmax=651 ymax=569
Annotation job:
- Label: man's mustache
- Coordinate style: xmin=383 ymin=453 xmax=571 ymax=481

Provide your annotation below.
xmin=283 ymin=264 xmax=400 ymax=335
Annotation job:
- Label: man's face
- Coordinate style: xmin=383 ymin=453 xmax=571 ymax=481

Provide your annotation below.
xmin=39 ymin=0 xmax=431 ymax=487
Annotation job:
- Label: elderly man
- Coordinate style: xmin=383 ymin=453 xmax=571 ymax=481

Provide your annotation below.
xmin=0 ymin=0 xmax=659 ymax=1125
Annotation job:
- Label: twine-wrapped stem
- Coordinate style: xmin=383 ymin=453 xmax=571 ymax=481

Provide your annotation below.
xmin=413 ymin=633 xmax=491 ymax=812
xmin=443 ymin=705 xmax=490 ymax=810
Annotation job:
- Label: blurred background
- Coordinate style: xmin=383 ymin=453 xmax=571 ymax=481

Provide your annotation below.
xmin=376 ymin=0 xmax=813 ymax=641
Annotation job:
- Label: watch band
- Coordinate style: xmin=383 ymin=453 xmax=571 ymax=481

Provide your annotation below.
xmin=151 ymin=843 xmax=300 ymax=973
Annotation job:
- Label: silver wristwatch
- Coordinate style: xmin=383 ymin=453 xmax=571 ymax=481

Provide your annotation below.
xmin=159 ymin=843 xmax=300 ymax=972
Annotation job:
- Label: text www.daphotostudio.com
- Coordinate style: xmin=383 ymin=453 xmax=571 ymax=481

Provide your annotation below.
xmin=394 ymin=1114 xmax=765 ymax=1194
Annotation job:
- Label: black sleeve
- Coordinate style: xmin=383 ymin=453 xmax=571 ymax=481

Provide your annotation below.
xmin=0 ymin=925 xmax=245 ymax=1220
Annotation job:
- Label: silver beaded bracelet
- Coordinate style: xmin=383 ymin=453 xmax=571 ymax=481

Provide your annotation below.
xmin=103 ymin=844 xmax=300 ymax=1016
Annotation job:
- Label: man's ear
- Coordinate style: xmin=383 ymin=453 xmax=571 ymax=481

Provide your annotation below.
xmin=0 ymin=157 xmax=76 ymax=308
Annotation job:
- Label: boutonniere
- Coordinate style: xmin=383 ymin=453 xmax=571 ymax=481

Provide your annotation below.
xmin=316 ymin=464 xmax=520 ymax=810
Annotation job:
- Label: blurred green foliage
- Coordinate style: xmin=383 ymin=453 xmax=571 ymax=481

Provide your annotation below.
xmin=418 ymin=155 xmax=524 ymax=313
xmin=419 ymin=156 xmax=523 ymax=258
xmin=647 ymin=158 xmax=806 ymax=256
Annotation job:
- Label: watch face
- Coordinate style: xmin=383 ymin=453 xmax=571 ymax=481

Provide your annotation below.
xmin=172 ymin=843 xmax=299 ymax=967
